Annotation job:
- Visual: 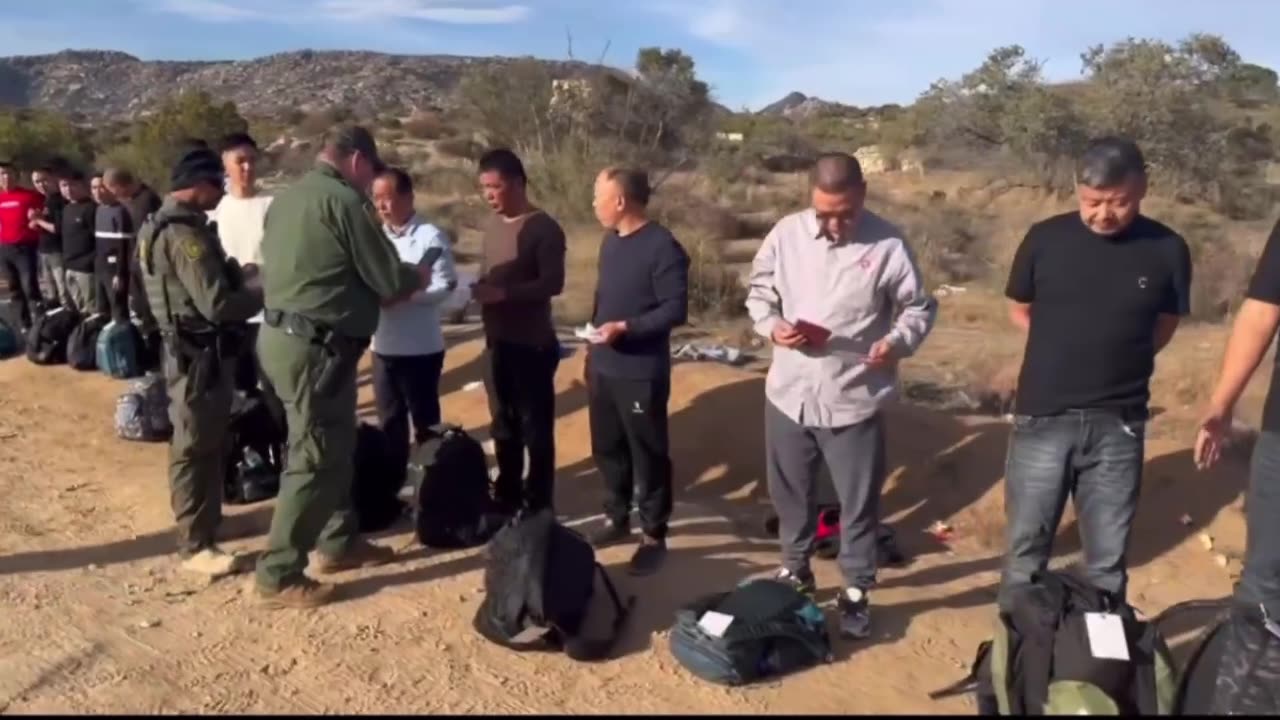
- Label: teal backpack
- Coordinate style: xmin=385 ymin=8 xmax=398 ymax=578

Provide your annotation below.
xmin=97 ymin=319 xmax=143 ymax=379
xmin=669 ymin=578 xmax=834 ymax=686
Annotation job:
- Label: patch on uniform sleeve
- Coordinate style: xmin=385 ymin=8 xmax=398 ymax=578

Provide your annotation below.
xmin=181 ymin=237 xmax=206 ymax=262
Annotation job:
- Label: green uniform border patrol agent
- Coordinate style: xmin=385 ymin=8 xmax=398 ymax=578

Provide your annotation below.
xmin=253 ymin=125 xmax=428 ymax=609
xmin=138 ymin=145 xmax=264 ymax=580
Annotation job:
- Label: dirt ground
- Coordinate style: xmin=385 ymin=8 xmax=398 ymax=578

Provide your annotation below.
xmin=0 ymin=303 xmax=1260 ymax=714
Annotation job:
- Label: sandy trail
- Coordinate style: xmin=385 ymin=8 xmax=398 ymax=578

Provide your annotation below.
xmin=0 ymin=324 xmax=1247 ymax=714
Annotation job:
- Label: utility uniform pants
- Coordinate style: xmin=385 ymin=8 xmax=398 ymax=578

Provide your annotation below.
xmin=254 ymin=324 xmax=360 ymax=591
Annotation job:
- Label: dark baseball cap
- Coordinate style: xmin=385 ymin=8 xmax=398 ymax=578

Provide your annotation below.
xmin=324 ymin=124 xmax=384 ymax=172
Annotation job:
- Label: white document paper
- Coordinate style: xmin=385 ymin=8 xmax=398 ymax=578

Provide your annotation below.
xmin=1084 ymin=612 xmax=1130 ymax=661
xmin=574 ymin=323 xmax=603 ymax=342
xmin=697 ymin=610 xmax=735 ymax=638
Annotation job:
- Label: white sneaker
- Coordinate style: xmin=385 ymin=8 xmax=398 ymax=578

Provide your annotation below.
xmin=180 ymin=548 xmax=249 ymax=579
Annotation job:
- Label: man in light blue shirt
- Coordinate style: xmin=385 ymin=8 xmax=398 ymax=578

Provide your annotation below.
xmin=370 ymin=167 xmax=458 ymax=471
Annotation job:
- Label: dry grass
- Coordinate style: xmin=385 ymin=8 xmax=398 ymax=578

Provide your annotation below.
xmin=403 ymin=112 xmax=451 ymax=140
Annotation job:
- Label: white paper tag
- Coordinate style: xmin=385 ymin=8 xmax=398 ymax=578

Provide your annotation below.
xmin=107 ymin=256 xmax=118 ymax=265
xmin=509 ymin=624 xmax=552 ymax=644
xmin=698 ymin=610 xmax=735 ymax=638
xmin=1084 ymin=612 xmax=1130 ymax=661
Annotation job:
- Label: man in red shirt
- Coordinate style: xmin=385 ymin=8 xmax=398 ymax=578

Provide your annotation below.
xmin=0 ymin=161 xmax=46 ymax=331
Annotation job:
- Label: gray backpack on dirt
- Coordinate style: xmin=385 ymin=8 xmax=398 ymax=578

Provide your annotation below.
xmin=115 ymin=372 xmax=173 ymax=442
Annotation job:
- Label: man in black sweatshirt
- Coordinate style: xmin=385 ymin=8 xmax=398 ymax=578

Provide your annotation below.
xmin=59 ymin=170 xmax=98 ymax=314
xmin=585 ymin=166 xmax=690 ymax=576
xmin=106 ymin=167 xmax=163 ymax=366
xmin=93 ymin=178 xmax=133 ymax=320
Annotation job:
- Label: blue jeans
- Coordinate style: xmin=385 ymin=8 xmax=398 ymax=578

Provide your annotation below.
xmin=1236 ymin=431 xmax=1280 ymax=618
xmin=998 ymin=409 xmax=1145 ymax=610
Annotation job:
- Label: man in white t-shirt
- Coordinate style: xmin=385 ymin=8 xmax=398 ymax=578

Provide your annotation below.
xmin=210 ymin=132 xmax=283 ymax=427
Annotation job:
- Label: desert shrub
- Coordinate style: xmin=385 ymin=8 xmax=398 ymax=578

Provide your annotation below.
xmin=436 ymin=135 xmax=484 ymax=160
xmin=100 ymin=90 xmax=248 ymax=190
xmin=415 ymin=164 xmax=475 ymax=198
xmin=684 ymin=235 xmax=748 ymax=318
xmin=404 ymin=112 xmax=450 ymax=140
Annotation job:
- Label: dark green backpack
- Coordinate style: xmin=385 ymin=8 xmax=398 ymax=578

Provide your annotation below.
xmin=929 ymin=571 xmax=1179 ymax=715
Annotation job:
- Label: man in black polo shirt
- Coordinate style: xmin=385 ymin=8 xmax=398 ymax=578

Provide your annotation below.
xmin=1195 ymin=216 xmax=1280 ymax=701
xmin=1000 ymin=137 xmax=1192 ymax=609
xmin=584 ymin=166 xmax=689 ymax=576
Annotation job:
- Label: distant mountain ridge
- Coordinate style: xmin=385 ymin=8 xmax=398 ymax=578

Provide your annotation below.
xmin=0 ymin=49 xmax=612 ymax=120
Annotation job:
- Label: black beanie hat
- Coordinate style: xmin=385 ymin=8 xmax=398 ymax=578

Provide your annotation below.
xmin=170 ymin=145 xmax=224 ymax=191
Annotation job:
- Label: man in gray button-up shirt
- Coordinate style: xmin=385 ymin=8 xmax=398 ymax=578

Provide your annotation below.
xmin=746 ymin=152 xmax=937 ymax=640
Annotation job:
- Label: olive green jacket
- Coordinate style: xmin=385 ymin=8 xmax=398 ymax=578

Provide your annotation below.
xmin=138 ymin=197 xmax=263 ymax=332
xmin=260 ymin=163 xmax=420 ymax=339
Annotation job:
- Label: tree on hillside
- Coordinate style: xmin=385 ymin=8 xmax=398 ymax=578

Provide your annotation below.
xmin=101 ymin=90 xmax=248 ymax=190
xmin=914 ymin=45 xmax=1088 ymax=177
xmin=1080 ymin=35 xmax=1235 ymax=201
xmin=454 ymin=49 xmax=716 ymax=220
xmin=1225 ymin=63 xmax=1280 ymax=106
xmin=0 ymin=110 xmax=93 ymax=171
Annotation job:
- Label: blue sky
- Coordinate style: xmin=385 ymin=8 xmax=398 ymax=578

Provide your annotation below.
xmin=3 ymin=0 xmax=1278 ymax=111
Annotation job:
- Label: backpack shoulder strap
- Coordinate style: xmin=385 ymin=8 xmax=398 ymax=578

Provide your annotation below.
xmin=929 ymin=640 xmax=993 ymax=700
xmin=560 ymin=562 xmax=637 ymax=662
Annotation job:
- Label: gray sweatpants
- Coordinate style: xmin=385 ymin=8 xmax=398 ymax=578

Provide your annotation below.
xmin=766 ymin=401 xmax=886 ymax=590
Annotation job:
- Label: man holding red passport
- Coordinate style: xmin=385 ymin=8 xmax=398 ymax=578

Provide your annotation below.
xmin=746 ymin=152 xmax=937 ymax=640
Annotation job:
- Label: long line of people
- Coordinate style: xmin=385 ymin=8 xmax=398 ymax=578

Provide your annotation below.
xmin=1 ymin=128 xmax=1277 ymax=714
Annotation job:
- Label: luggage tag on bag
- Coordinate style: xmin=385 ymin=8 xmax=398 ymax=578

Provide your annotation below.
xmin=1084 ymin=612 xmax=1130 ymax=661
xmin=510 ymin=624 xmax=553 ymax=644
xmin=698 ymin=610 xmax=735 ymax=638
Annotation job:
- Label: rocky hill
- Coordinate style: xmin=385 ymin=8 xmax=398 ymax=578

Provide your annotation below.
xmin=0 ymin=49 xmax=607 ymax=120
xmin=757 ymin=91 xmax=855 ymax=119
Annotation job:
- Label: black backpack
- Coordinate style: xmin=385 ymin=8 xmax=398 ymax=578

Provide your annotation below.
xmin=472 ymin=509 xmax=635 ymax=661
xmin=223 ymin=390 xmax=285 ymax=505
xmin=1167 ymin=599 xmax=1280 ymax=715
xmin=408 ymin=424 xmax=509 ymax=549
xmin=26 ymin=306 xmax=81 ymax=365
xmin=928 ymin=570 xmax=1179 ymax=715
xmin=0 ymin=300 xmax=20 ymax=358
xmin=669 ymin=578 xmax=834 ymax=686
xmin=67 ymin=314 xmax=110 ymax=371
xmin=351 ymin=422 xmax=408 ymax=533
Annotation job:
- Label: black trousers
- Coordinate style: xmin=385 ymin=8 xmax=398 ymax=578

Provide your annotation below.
xmin=589 ymin=372 xmax=674 ymax=539
xmin=235 ymin=323 xmax=287 ymax=434
xmin=483 ymin=341 xmax=560 ymax=512
xmin=372 ymin=351 xmax=445 ymax=474
xmin=0 ymin=243 xmax=42 ymax=327
xmin=127 ymin=257 xmax=158 ymax=334
xmin=94 ymin=257 xmax=125 ymax=320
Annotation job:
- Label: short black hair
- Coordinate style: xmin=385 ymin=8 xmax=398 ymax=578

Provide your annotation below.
xmin=91 ymin=170 xmax=104 ymax=180
xmin=810 ymin=152 xmax=865 ymax=193
xmin=33 ymin=165 xmax=56 ymax=176
xmin=62 ymin=168 xmax=87 ymax=183
xmin=1076 ymin=137 xmax=1146 ymax=188
xmin=603 ymin=167 xmax=652 ymax=207
xmin=219 ymin=132 xmax=258 ymax=154
xmin=377 ymin=166 xmax=414 ymax=196
xmin=0 ymin=160 xmax=14 ymax=171
xmin=477 ymin=148 xmax=527 ymax=185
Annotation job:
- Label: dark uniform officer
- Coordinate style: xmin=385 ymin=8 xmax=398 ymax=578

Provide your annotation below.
xmin=138 ymin=146 xmax=263 ymax=578
xmin=253 ymin=126 xmax=426 ymax=609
